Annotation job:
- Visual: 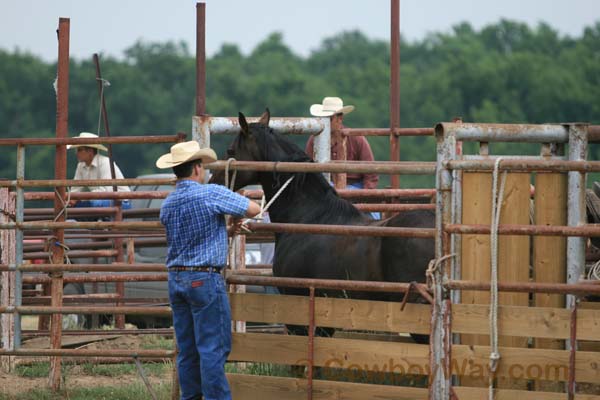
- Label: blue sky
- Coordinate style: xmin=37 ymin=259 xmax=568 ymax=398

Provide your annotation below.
xmin=1 ymin=0 xmax=599 ymax=61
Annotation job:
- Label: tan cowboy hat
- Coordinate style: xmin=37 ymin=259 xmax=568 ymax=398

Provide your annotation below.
xmin=66 ymin=132 xmax=108 ymax=151
xmin=309 ymin=97 xmax=355 ymax=117
xmin=156 ymin=140 xmax=217 ymax=169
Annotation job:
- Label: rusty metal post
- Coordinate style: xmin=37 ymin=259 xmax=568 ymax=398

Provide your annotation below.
xmin=331 ymin=113 xmax=347 ymax=188
xmin=232 ymin=233 xmax=246 ymax=333
xmin=192 ymin=3 xmax=208 ymax=156
xmin=389 ymin=0 xmax=400 ymax=188
xmin=93 ymin=53 xmax=125 ymax=328
xmin=0 ymin=187 xmax=15 ymax=372
xmin=567 ymin=124 xmax=587 ymax=310
xmin=313 ymin=117 xmax=331 ymax=182
xmin=450 ymin=118 xmax=462 ymax=306
xmin=568 ymin=299 xmax=578 ymax=399
xmin=307 ymin=286 xmax=316 ymax=400
xmin=13 ymin=146 xmax=25 ymax=352
xmin=113 ymin=206 xmax=125 ymax=329
xmin=430 ymin=115 xmax=455 ymax=400
xmin=49 ymin=17 xmax=70 ymax=391
xmin=196 ymin=2 xmax=206 ymax=116
xmin=93 ymin=54 xmax=118 ymax=194
xmin=171 ymin=348 xmax=180 ymax=400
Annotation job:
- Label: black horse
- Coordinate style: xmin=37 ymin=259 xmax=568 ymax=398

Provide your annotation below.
xmin=210 ymin=110 xmax=434 ymax=337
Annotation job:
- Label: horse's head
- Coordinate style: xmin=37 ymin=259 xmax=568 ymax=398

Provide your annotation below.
xmin=209 ymin=109 xmax=270 ymax=190
xmin=210 ymin=108 xmax=310 ymax=191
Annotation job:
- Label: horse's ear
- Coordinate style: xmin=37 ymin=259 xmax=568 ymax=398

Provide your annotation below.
xmin=239 ymin=112 xmax=249 ymax=136
xmin=257 ymin=108 xmax=270 ymax=126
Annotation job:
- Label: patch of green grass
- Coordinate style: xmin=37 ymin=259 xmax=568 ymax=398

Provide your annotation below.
xmin=0 ymin=382 xmax=172 ymax=400
xmin=226 ymin=362 xmax=294 ymax=378
xmin=139 ymin=335 xmax=174 ymax=350
xmin=14 ymin=363 xmax=51 ymax=378
xmin=81 ymin=361 xmax=171 ymax=377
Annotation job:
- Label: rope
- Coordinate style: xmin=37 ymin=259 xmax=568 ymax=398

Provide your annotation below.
xmin=256 ymin=176 xmax=294 ymax=220
xmin=225 ymin=157 xmax=237 ymax=191
xmin=588 ymin=259 xmax=600 ymax=281
xmin=489 ymin=157 xmax=507 ymax=399
xmin=133 ymin=356 xmax=158 ymax=400
xmin=425 ymin=253 xmax=456 ymax=288
xmin=96 ymin=78 xmax=111 ymax=136
xmin=53 ymin=188 xmax=71 ymax=222
xmin=46 ymin=238 xmax=71 ymax=265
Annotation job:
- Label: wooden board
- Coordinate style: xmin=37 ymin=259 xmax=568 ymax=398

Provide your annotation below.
xmin=581 ymin=301 xmax=600 ymax=310
xmin=229 ymin=333 xmax=600 ymax=383
xmin=460 ymin=172 xmax=531 ymax=389
xmin=496 ymin=173 xmax=531 ymax=348
xmin=452 ymin=303 xmax=600 ymax=341
xmin=227 ymin=373 xmax=600 ymax=400
xmin=228 ymin=373 xmax=428 ymax=400
xmin=461 ymin=172 xmax=492 ymax=346
xmin=231 ymin=293 xmax=600 ymax=341
xmin=230 ymin=292 xmax=431 ymax=334
xmin=533 ymin=173 xmax=567 ymax=352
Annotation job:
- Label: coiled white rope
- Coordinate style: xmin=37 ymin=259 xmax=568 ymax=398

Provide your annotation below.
xmin=489 ymin=157 xmax=507 ymax=399
xmin=224 ymin=157 xmax=237 ymax=191
xmin=588 ymin=259 xmax=600 ymax=281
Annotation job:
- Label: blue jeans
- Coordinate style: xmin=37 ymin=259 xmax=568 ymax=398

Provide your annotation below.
xmin=169 ymin=271 xmax=232 ymax=400
xmin=347 ymin=182 xmax=381 ymax=220
xmin=75 ymin=199 xmax=131 ymax=209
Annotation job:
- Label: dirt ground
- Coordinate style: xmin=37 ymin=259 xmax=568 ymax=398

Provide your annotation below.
xmin=1 ymin=334 xmax=172 ymax=397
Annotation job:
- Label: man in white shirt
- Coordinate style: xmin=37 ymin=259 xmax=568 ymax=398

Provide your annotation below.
xmin=68 ymin=132 xmax=131 ymax=209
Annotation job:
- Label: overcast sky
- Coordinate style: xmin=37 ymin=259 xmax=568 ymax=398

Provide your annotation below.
xmin=1 ymin=0 xmax=599 ymax=62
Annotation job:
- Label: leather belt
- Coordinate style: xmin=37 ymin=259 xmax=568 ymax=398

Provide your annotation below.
xmin=168 ymin=266 xmax=223 ymax=273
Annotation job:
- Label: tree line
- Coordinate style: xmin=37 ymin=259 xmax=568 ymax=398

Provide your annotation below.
xmin=1 ymin=19 xmax=599 ymax=187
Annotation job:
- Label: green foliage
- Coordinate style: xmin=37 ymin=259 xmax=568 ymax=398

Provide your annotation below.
xmin=1 ymin=20 xmax=599 ymax=188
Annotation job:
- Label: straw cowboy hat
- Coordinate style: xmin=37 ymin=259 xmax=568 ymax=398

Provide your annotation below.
xmin=156 ymin=140 xmax=217 ymax=169
xmin=309 ymin=97 xmax=355 ymax=117
xmin=66 ymin=132 xmax=108 ymax=151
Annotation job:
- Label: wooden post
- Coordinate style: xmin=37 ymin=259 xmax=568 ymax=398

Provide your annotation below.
xmin=0 ymin=188 xmax=15 ymax=372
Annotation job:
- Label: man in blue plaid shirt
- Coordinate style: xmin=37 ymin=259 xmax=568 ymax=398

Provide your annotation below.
xmin=156 ymin=141 xmax=260 ymax=400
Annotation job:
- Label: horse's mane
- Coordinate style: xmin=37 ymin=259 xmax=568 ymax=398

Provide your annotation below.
xmin=251 ymin=123 xmax=364 ymax=222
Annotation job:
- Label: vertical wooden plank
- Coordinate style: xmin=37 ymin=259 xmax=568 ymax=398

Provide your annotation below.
xmin=461 ymin=172 xmax=492 ymax=347
xmin=497 ymin=173 xmax=531 ymax=347
xmin=533 ymin=172 xmax=567 ymax=392
xmin=460 ymin=172 xmax=530 ymax=389
xmin=0 ymin=188 xmax=15 ymax=372
xmin=496 ymin=174 xmax=530 ymax=391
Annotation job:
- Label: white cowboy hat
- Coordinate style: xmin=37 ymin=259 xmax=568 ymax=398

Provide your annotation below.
xmin=309 ymin=97 xmax=355 ymax=117
xmin=156 ymin=140 xmax=217 ymax=169
xmin=66 ymin=132 xmax=108 ymax=151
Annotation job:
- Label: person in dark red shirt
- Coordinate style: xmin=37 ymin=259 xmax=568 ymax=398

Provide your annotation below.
xmin=305 ymin=97 xmax=379 ymax=190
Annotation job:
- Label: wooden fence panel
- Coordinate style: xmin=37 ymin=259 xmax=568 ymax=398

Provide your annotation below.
xmin=228 ymin=333 xmax=600 ymax=383
xmin=227 ymin=373 xmax=600 ymax=400
xmin=230 ymin=292 xmax=430 ymax=334
xmin=231 ymin=293 xmax=600 ymax=341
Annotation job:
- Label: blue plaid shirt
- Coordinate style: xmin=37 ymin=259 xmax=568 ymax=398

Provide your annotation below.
xmin=160 ymin=180 xmax=250 ymax=268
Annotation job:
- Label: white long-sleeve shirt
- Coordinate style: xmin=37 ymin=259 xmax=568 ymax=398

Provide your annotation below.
xmin=70 ymin=154 xmax=131 ymax=193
